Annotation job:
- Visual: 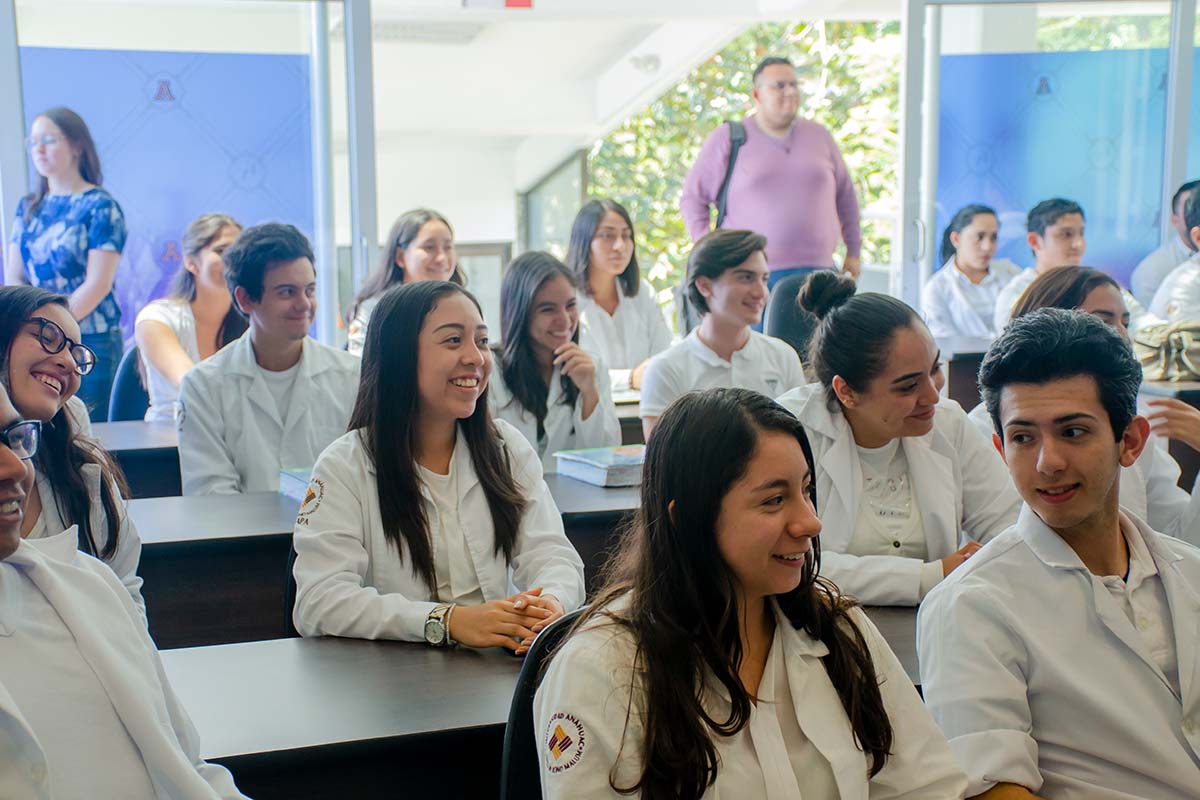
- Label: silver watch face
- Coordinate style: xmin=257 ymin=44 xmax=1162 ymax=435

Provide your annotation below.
xmin=424 ymin=619 xmax=446 ymax=646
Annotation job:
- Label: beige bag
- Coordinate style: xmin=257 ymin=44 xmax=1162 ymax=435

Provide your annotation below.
xmin=1133 ymin=321 xmax=1200 ymax=382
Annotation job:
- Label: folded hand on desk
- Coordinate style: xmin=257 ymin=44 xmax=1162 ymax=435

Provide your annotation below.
xmin=447 ymin=587 xmax=561 ymax=654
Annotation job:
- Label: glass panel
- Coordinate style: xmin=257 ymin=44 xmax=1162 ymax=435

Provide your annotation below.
xmin=12 ymin=0 xmax=341 ymax=341
xmin=937 ymin=2 xmax=1169 ymax=289
xmin=522 ymin=152 xmax=586 ymax=259
xmin=457 ymin=242 xmax=511 ymax=337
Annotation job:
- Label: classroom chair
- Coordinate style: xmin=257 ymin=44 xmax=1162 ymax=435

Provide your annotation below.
xmin=764 ymin=272 xmax=818 ymax=362
xmin=108 ymin=346 xmax=150 ymax=422
xmin=499 ymin=607 xmax=586 ymax=800
xmin=284 ymin=544 xmax=299 ymax=638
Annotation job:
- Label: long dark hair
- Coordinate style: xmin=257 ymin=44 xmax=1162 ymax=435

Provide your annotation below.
xmin=1011 ymin=265 xmax=1121 ymax=319
xmin=554 ymin=388 xmax=894 ymax=799
xmin=496 ymin=252 xmax=579 ymax=441
xmin=566 ymin=198 xmax=640 ymax=297
xmin=347 ymin=209 xmax=463 ymax=324
xmin=799 ymin=270 xmax=922 ymax=409
xmin=0 ymin=286 xmax=129 ymax=560
xmin=349 ymin=281 xmax=526 ymax=593
xmin=167 ymin=213 xmax=247 ymax=350
xmin=23 ymin=107 xmax=103 ymax=224
xmin=939 ymin=203 xmax=996 ymax=265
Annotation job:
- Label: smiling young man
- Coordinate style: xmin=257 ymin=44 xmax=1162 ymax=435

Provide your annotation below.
xmin=178 ymin=223 xmax=360 ymax=495
xmin=638 ymin=229 xmax=805 ymax=438
xmin=918 ymin=309 xmax=1200 ymax=800
xmin=992 ymin=198 xmax=1086 ymax=332
xmin=0 ymin=381 xmax=247 ymax=799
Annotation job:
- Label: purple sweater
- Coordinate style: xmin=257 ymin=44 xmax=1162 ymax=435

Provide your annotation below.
xmin=680 ymin=116 xmax=862 ymax=269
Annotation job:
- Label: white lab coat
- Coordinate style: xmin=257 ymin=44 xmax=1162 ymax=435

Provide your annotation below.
xmin=921 ymin=257 xmax=1021 ymax=339
xmin=1150 ymin=257 xmax=1200 ymax=322
xmin=1131 ymin=236 xmax=1193 ymax=307
xmin=487 ymin=353 xmax=621 ymax=473
xmin=966 ymin=401 xmax=1200 ymax=543
xmin=292 ymin=419 xmax=586 ymax=641
xmin=577 ymin=279 xmax=674 ymax=369
xmin=535 ymin=597 xmax=967 ymax=799
xmin=25 ymin=463 xmax=145 ymax=617
xmin=177 ymin=334 xmax=360 ymax=495
xmin=918 ymin=507 xmax=1200 ymax=799
xmin=775 ymin=384 xmax=1021 ymax=606
xmin=0 ymin=528 xmax=245 ymax=800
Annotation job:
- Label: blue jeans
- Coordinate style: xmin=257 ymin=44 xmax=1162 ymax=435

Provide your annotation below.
xmin=79 ymin=328 xmax=123 ymax=422
xmin=754 ymin=267 xmax=826 ymax=332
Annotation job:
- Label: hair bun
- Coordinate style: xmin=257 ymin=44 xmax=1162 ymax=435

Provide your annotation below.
xmin=797 ymin=270 xmax=857 ymax=320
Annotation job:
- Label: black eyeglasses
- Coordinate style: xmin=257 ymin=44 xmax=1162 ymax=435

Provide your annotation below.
xmin=1 ymin=419 xmax=40 ymax=460
xmin=28 ymin=317 xmax=96 ymax=376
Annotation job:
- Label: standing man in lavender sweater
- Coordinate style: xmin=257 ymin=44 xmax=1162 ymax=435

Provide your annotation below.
xmin=681 ymin=56 xmax=863 ymax=299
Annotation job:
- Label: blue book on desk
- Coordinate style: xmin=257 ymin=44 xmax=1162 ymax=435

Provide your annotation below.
xmin=554 ymin=445 xmax=645 ymax=487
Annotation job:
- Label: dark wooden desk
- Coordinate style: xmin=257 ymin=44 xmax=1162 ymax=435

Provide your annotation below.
xmin=616 ymin=398 xmax=643 ymax=445
xmin=93 ymin=421 xmax=181 ymax=498
xmin=1139 ymin=381 xmax=1200 ymax=490
xmin=161 ymin=637 xmax=521 ymax=799
xmin=132 ymin=492 xmax=299 ymax=649
xmin=136 ymin=479 xmax=638 ymax=649
xmin=937 ymin=337 xmax=992 ymax=412
xmin=162 ymin=606 xmax=917 ymax=799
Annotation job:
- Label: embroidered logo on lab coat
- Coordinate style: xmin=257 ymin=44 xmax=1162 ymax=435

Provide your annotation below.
xmin=545 ymin=712 xmax=586 ymax=773
xmin=296 ymin=478 xmax=326 ymax=526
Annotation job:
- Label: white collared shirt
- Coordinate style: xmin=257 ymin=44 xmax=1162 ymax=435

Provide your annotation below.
xmin=0 ymin=547 xmax=157 ymax=799
xmin=1149 ymin=255 xmax=1200 ymax=322
xmin=919 ymin=506 xmax=1200 ymax=800
xmin=922 ymin=257 xmax=1021 ymax=339
xmin=577 ymin=279 xmax=674 ymax=369
xmin=639 ymin=330 xmax=805 ymax=419
xmin=992 ymin=267 xmax=1039 ymax=332
xmin=1132 ymin=236 xmax=1193 ymax=307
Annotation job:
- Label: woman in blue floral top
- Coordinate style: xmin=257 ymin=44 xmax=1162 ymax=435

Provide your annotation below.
xmin=5 ymin=107 xmax=127 ymax=421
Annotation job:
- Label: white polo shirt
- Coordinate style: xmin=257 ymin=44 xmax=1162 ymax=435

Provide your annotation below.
xmin=577 ymin=279 xmax=674 ymax=370
xmin=638 ymin=330 xmax=805 ymax=419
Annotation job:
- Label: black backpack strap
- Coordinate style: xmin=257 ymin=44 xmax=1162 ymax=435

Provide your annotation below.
xmin=715 ymin=119 xmax=746 ymax=228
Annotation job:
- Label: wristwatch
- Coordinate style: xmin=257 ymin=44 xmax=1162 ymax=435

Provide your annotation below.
xmin=424 ymin=603 xmax=457 ymax=647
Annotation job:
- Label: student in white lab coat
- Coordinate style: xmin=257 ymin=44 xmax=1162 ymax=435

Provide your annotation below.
xmin=968 ymin=266 xmax=1200 ymax=542
xmin=535 ymin=388 xmax=967 ymax=800
xmin=0 ymin=286 xmax=143 ymax=613
xmin=992 ymin=198 xmax=1086 ymax=332
xmin=567 ymin=199 xmax=672 ymax=382
xmin=640 ymin=229 xmax=805 ymax=439
xmin=775 ymin=271 xmax=1021 ymax=606
xmin=1130 ymin=179 xmax=1198 ymax=306
xmin=178 ymin=223 xmax=360 ymax=495
xmin=920 ymin=309 xmax=1200 ymax=800
xmin=293 ymin=280 xmax=585 ymax=652
xmin=921 ymin=204 xmax=1021 ymax=339
xmin=488 ymin=251 xmax=620 ymax=472
xmin=134 ymin=213 xmax=246 ymax=422
xmin=344 ymin=208 xmax=463 ymax=356
xmin=1148 ymin=191 xmax=1200 ymax=323
xmin=0 ymin=381 xmax=247 ymax=800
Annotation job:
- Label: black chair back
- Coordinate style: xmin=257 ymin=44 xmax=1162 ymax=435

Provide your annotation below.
xmin=499 ymin=607 xmax=586 ymax=800
xmin=108 ymin=346 xmax=150 ymax=422
xmin=764 ymin=272 xmax=818 ymax=363
xmin=284 ymin=544 xmax=299 ymax=638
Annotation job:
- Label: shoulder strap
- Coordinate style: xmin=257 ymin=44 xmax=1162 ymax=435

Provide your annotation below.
xmin=715 ymin=119 xmax=746 ymax=229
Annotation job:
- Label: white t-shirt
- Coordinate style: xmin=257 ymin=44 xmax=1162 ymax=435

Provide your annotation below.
xmin=577 ymin=279 xmax=674 ymax=369
xmin=1131 ymin=236 xmax=1192 ymax=307
xmin=417 ymin=452 xmax=485 ymax=607
xmin=1149 ymin=255 xmax=1200 ymax=322
xmin=992 ymin=267 xmax=1039 ymax=332
xmin=259 ymin=359 xmax=301 ymax=424
xmin=639 ymin=330 xmax=805 ymax=419
xmin=135 ymin=299 xmax=200 ymax=422
xmin=0 ymin=560 xmax=157 ymax=799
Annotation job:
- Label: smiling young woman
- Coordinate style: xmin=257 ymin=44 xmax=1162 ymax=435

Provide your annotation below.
xmin=292 ymin=280 xmax=585 ymax=652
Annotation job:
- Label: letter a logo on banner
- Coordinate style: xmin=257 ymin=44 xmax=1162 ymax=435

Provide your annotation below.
xmin=154 ymin=80 xmax=175 ymax=102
